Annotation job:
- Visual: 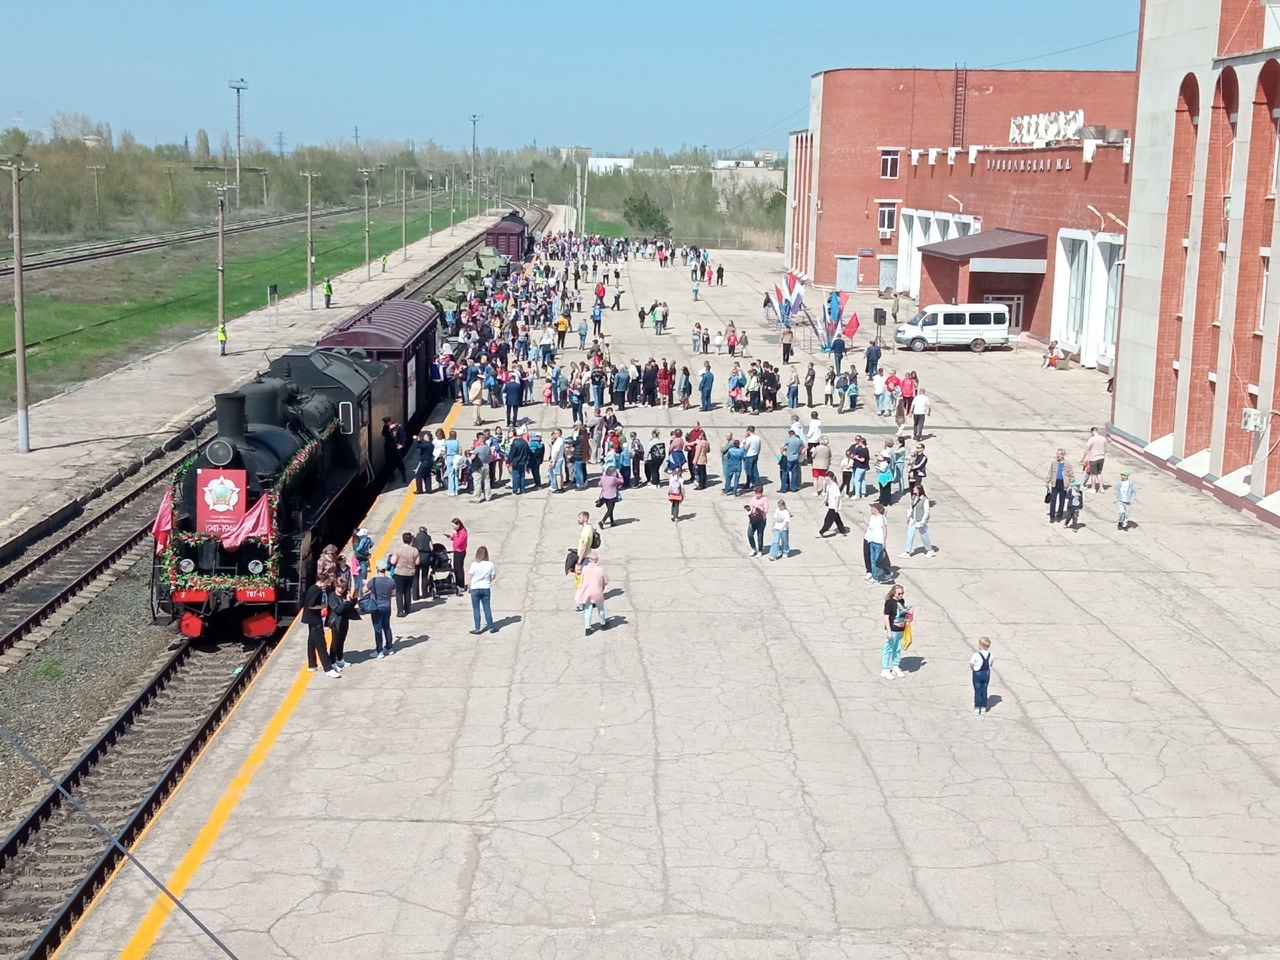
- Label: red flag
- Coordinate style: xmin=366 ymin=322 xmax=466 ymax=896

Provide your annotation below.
xmin=151 ymin=489 xmax=173 ymax=555
xmin=842 ymin=312 xmax=861 ymax=339
xmin=222 ymin=494 xmax=272 ymax=551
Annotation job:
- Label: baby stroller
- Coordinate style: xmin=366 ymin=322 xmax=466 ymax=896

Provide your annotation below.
xmin=424 ymin=542 xmax=459 ymax=599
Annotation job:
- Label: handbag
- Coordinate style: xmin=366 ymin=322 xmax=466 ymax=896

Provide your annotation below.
xmin=901 ymin=622 xmax=914 ymax=652
xmin=595 ymin=497 xmax=605 ymax=508
xmin=358 ymin=594 xmax=377 ymax=614
xmin=1044 ymin=490 xmax=1052 ymax=504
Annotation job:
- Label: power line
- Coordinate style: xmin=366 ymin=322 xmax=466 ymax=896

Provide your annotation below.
xmin=723 ymin=105 xmax=811 ymax=155
xmin=979 ymin=29 xmax=1138 ymax=69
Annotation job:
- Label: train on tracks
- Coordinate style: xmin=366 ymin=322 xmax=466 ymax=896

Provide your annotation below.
xmin=152 ymin=208 xmax=540 ymax=638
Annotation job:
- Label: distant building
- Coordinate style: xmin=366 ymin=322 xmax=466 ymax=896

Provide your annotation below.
xmin=558 ymin=145 xmax=592 ymax=163
xmin=1111 ymin=0 xmax=1280 ymax=516
xmin=786 ymin=66 xmax=1136 ymax=359
xmin=587 ymin=157 xmax=634 ymax=174
xmin=711 ymin=165 xmax=786 ymax=212
xmin=754 ymin=149 xmax=780 ymax=164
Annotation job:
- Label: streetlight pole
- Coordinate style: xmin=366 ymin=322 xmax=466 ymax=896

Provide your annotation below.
xmin=86 ymin=165 xmax=106 ymax=221
xmin=358 ymin=167 xmax=372 ymax=280
xmin=469 ymin=113 xmax=481 ymax=206
xmin=209 ymin=182 xmax=233 ymax=344
xmin=449 ymin=164 xmax=456 ymax=236
xmin=428 ymin=172 xmax=434 ymax=246
xmin=376 ymin=161 xmax=387 ymax=207
xmin=300 ymin=171 xmax=320 ymax=309
xmin=529 ymin=171 xmax=534 ymax=205
xmin=4 ymin=154 xmax=37 ymax=452
xmin=229 ymin=79 xmax=247 ymax=208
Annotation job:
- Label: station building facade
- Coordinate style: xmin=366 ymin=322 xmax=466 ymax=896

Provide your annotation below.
xmin=786 ymin=67 xmax=1136 ymax=368
xmin=1111 ymin=0 xmax=1280 ymax=514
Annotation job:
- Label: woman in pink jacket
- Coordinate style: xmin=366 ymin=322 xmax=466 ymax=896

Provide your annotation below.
xmin=575 ymin=556 xmax=610 ymax=635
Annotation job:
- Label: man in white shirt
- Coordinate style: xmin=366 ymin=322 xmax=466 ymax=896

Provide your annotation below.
xmin=873 ymin=372 xmax=889 ymax=416
xmin=1082 ymin=426 xmax=1107 ymax=493
xmin=910 ymin=389 xmax=931 ymax=441
xmin=805 ymin=412 xmax=823 ymax=462
xmin=741 ymin=425 xmax=763 ymax=486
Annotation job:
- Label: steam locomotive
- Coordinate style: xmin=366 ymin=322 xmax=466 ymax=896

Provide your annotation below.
xmin=153 ymin=298 xmax=445 ymax=638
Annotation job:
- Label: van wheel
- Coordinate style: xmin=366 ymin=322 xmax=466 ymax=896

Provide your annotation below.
xmin=970 ymin=338 xmax=987 ymax=353
xmin=909 ymin=338 xmax=926 ymax=353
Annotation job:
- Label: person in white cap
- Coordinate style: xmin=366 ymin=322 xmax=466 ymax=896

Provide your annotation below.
xmin=351 ymin=527 xmax=374 ymax=592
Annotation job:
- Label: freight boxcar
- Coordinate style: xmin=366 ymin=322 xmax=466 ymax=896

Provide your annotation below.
xmin=484 ymin=212 xmax=529 ymax=261
xmin=316 ymin=299 xmax=441 ymax=432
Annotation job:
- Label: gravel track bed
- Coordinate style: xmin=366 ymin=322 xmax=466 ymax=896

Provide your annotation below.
xmin=0 ymin=558 xmax=182 ymax=836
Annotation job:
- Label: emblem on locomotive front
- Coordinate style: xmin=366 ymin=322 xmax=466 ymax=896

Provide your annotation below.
xmin=202 ymin=474 xmax=242 ymax=513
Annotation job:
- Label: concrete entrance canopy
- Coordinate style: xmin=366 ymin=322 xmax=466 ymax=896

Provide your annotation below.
xmin=918 ymin=227 xmax=1048 ymax=273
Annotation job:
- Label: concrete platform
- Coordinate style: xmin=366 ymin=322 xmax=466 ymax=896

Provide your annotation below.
xmin=56 ymin=245 xmax=1280 ymax=960
xmin=0 ymin=211 xmax=501 ymax=553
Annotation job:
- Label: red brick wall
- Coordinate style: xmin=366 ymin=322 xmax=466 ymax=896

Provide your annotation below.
xmin=1218 ymin=0 xmax=1265 ymax=57
xmin=810 ymin=67 xmax=1137 ymax=287
xmin=920 ymin=257 xmax=961 ymax=306
xmin=1153 ymin=75 xmax=1200 ymax=441
xmin=1184 ymin=69 xmax=1239 ymax=457
xmin=1223 ymin=63 xmax=1279 ymax=475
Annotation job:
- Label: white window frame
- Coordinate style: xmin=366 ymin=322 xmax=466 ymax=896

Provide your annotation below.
xmin=877 ymin=203 xmax=898 ymax=232
xmin=880 ymin=149 xmax=900 ymax=179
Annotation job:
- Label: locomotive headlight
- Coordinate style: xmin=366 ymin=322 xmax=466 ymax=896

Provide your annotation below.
xmin=179 ymin=559 xmax=196 ymax=574
xmin=247 ymin=560 xmax=264 ymax=575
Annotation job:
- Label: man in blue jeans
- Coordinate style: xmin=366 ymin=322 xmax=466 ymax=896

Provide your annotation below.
xmin=722 ymin=437 xmax=745 ymax=495
xmin=830 ymin=334 xmax=845 ymax=374
xmin=698 ymin=362 xmax=715 ymax=411
xmin=780 ymin=431 xmax=804 ymax=493
xmin=741 ymin=425 xmax=762 ymax=486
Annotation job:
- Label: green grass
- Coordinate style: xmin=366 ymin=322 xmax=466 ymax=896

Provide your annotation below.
xmin=585 ymin=208 xmax=628 ymax=237
xmin=34 ymin=657 xmax=63 ymax=681
xmin=0 ymin=197 xmax=467 ymax=415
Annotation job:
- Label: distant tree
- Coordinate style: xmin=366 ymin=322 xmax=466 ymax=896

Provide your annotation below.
xmin=49 ymin=111 xmax=94 ymax=142
xmin=623 ymin=192 xmax=672 ymax=236
xmin=0 ymin=126 xmax=30 ymax=154
xmin=118 ymin=129 xmax=138 ymax=152
xmin=194 ymin=129 xmax=210 ymax=159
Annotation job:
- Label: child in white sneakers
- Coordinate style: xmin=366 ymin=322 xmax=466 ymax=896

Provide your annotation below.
xmin=969 ymin=637 xmax=993 ymax=715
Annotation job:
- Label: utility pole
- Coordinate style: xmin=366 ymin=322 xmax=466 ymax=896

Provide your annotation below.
xmin=354 ymin=126 xmax=360 ymax=151
xmin=163 ymin=164 xmax=175 ymax=203
xmin=228 ymin=79 xmax=248 ymax=208
xmin=449 ymin=163 xmax=456 ymax=236
xmin=376 ymin=161 xmax=387 ymax=207
xmin=86 ymin=164 xmax=106 ymax=220
xmin=529 ymin=171 xmax=534 ymax=204
xmin=396 ymin=167 xmax=410 ymax=261
xmin=428 ymin=172 xmax=434 ymax=246
xmin=358 ymin=167 xmax=372 ymax=280
xmin=582 ymin=161 xmax=590 ymax=235
xmin=261 ymin=170 xmax=268 ymax=206
xmin=209 ymin=183 xmax=234 ymax=350
xmin=300 ymin=171 xmax=320 ymax=309
xmin=3 ymin=154 xmax=37 ymax=452
xmin=275 ymin=131 xmax=286 ymax=158
xmin=575 ymin=161 xmax=583 ymax=235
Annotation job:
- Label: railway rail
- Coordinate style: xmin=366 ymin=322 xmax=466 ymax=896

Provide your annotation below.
xmin=0 ymin=202 xmax=550 ymax=960
xmin=0 ymin=190 xmax=446 ymax=278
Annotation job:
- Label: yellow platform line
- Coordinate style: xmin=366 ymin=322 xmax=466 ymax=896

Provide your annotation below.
xmin=52 ymin=401 xmax=462 ymax=960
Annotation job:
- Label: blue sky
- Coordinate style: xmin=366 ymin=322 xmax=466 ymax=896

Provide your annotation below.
xmin=5 ymin=0 xmax=1141 ymax=155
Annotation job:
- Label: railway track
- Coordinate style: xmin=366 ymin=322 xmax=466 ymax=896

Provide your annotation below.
xmin=0 ymin=190 xmax=447 ymax=278
xmin=0 ymin=206 xmax=552 ymax=960
xmin=0 ymin=638 xmax=267 ymax=960
xmin=0 ymin=442 xmax=209 ymax=662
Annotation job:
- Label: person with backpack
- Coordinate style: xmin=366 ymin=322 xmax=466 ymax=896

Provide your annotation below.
xmin=351 ymin=527 xmax=374 ymax=594
xmin=574 ymin=511 xmax=600 ymax=577
xmin=644 ymin=430 xmax=666 ymax=486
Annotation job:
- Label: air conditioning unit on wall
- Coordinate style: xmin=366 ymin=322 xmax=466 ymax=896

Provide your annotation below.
xmin=1242 ymin=407 xmax=1261 ymax=432
xmin=878 ymin=229 xmax=893 ymax=239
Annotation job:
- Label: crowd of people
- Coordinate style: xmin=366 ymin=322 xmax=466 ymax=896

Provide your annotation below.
xmin=289 ymin=227 xmax=1166 ymax=715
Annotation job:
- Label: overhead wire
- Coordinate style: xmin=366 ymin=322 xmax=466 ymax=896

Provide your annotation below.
xmin=979 ymin=29 xmax=1138 ymax=69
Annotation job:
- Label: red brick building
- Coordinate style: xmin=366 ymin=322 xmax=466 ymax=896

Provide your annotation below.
xmin=1111 ymin=0 xmax=1280 ymax=516
xmin=786 ymin=67 xmax=1137 ymax=367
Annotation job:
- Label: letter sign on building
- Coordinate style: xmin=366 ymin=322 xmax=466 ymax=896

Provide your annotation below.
xmin=1009 ymin=110 xmax=1085 ymax=145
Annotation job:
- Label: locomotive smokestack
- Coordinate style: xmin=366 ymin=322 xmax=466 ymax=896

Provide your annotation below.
xmin=214 ymin=393 xmax=247 ymax=445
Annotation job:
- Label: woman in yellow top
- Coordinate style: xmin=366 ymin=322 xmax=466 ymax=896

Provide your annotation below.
xmin=555 ymin=314 xmax=570 ymax=349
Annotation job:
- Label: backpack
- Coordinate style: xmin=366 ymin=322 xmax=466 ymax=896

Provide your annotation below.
xmin=591 ymin=528 xmax=602 ymax=550
xmin=649 ymin=441 xmax=667 ymax=462
xmin=353 ymin=535 xmax=374 ymax=560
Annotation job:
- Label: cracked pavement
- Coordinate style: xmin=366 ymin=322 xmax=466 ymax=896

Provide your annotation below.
xmin=59 ymin=242 xmax=1280 ymax=960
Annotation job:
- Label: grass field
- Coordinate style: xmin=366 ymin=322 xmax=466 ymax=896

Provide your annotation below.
xmin=0 ymin=194 xmax=474 ymax=417
xmin=585 ymin=209 xmax=628 ymax=237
